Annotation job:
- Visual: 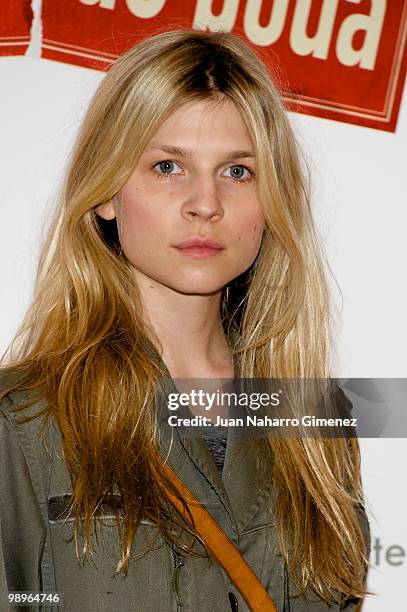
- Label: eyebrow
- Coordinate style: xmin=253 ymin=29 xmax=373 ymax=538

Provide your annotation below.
xmin=143 ymin=143 xmax=255 ymax=160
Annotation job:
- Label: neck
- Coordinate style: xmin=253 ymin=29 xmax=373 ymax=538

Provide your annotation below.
xmin=136 ymin=274 xmax=234 ymax=380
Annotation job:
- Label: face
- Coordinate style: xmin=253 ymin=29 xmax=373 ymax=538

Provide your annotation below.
xmin=96 ymin=97 xmax=265 ymax=296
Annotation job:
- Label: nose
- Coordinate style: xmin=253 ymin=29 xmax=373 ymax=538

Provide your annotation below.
xmin=181 ymin=175 xmax=224 ymax=222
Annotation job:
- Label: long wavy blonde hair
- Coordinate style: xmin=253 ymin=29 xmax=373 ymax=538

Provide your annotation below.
xmin=1 ymin=29 xmax=368 ymax=603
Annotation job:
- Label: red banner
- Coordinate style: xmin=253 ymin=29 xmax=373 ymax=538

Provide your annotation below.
xmin=2 ymin=1 xmax=407 ymax=132
xmin=0 ymin=1 xmax=33 ymax=57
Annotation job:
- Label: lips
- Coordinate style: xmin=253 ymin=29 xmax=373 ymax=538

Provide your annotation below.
xmin=174 ymin=236 xmax=225 ymax=259
xmin=175 ymin=236 xmax=224 ymax=250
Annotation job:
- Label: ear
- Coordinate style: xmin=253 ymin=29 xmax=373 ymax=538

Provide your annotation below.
xmin=95 ymin=200 xmax=116 ymax=221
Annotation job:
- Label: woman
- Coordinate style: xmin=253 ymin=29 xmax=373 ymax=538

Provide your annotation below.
xmin=0 ymin=29 xmax=370 ymax=611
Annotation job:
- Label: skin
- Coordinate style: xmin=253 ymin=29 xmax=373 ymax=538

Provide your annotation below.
xmin=96 ymin=97 xmax=265 ymax=380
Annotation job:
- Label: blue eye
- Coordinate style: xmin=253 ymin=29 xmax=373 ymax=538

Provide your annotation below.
xmin=153 ymin=160 xmax=182 ymax=178
xmin=225 ymin=165 xmax=254 ymax=183
xmin=227 ymin=165 xmax=250 ymax=180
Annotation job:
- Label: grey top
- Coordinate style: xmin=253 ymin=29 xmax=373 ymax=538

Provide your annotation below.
xmin=203 ymin=426 xmax=228 ymax=474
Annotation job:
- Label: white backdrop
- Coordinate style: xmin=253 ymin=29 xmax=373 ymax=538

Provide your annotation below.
xmin=0 ymin=21 xmax=406 ymax=610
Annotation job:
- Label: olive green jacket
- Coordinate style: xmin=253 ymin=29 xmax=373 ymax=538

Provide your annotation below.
xmin=0 ymin=375 xmax=370 ymax=612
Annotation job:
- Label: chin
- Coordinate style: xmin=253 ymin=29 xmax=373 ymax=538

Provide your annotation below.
xmin=163 ymin=275 xmax=225 ymax=296
xmin=171 ymin=283 xmax=224 ymax=296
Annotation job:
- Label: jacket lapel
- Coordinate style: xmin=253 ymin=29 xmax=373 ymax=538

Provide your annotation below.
xmin=144 ymin=332 xmax=272 ymax=538
xmin=221 ymin=433 xmax=275 ymax=533
xmin=157 ymin=392 xmax=240 ymax=541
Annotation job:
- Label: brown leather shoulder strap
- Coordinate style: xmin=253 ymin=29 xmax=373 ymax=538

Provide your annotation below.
xmin=158 ymin=458 xmax=277 ymax=612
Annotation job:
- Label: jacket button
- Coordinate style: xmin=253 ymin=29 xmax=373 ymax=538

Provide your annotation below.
xmin=228 ymin=592 xmax=238 ymax=611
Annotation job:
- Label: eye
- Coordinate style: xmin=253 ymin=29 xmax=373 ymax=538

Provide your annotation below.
xmin=224 ymin=164 xmax=254 ymax=183
xmin=152 ymin=160 xmax=183 ymax=179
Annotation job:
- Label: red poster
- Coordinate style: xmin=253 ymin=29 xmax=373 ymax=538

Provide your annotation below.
xmin=5 ymin=0 xmax=407 ymax=132
xmin=0 ymin=1 xmax=33 ymax=57
xmin=40 ymin=0 xmax=407 ymax=133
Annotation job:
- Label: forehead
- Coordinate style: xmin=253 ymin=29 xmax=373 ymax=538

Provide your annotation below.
xmin=146 ymin=98 xmax=254 ymax=151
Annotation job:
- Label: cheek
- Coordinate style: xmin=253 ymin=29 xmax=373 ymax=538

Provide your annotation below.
xmin=232 ymin=208 xmax=265 ymax=273
xmin=119 ymin=197 xmax=154 ymax=246
xmin=235 ymin=210 xmax=265 ymax=247
xmin=250 ymin=220 xmax=265 ymax=243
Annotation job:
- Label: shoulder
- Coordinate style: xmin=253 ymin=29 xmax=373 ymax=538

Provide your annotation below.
xmin=0 ymin=369 xmax=59 ymax=517
xmin=0 ymin=368 xmax=25 ymax=432
xmin=0 ymin=367 xmax=47 ymax=423
xmin=0 ymin=367 xmax=28 ymax=412
xmin=0 ymin=367 xmax=53 ymax=480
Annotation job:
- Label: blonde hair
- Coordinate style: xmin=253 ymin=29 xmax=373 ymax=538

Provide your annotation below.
xmin=1 ymin=29 xmax=368 ymax=603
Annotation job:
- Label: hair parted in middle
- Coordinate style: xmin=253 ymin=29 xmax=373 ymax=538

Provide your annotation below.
xmin=1 ymin=28 xmax=368 ymax=604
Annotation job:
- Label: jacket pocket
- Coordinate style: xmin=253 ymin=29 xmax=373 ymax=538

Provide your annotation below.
xmin=48 ymin=496 xmax=161 ymax=527
xmin=47 ymin=501 xmax=173 ymax=611
xmin=48 ymin=494 xmax=131 ymax=523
